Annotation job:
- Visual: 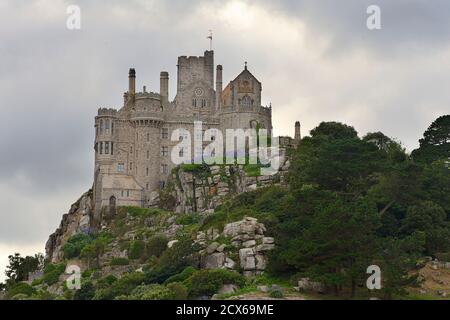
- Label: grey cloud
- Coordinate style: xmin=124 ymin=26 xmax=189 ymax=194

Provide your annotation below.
xmin=0 ymin=0 xmax=448 ymax=249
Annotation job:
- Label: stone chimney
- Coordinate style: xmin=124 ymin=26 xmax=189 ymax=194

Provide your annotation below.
xmin=128 ymin=68 xmax=136 ymax=96
xmin=215 ymin=65 xmax=223 ymax=112
xmin=160 ymin=71 xmax=169 ymax=104
xmin=295 ymin=121 xmax=301 ymax=141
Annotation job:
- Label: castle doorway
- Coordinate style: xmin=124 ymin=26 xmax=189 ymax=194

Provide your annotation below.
xmin=109 ymin=195 xmax=116 ymax=216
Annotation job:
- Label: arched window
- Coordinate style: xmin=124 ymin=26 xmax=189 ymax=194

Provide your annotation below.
xmin=100 ymin=120 xmax=104 ymax=134
xmin=240 ymin=95 xmax=252 ymax=108
xmin=105 ymin=120 xmax=110 ymax=134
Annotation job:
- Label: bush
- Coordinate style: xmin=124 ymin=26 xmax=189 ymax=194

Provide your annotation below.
xmin=31 ymin=278 xmax=43 ymax=286
xmin=146 ymin=235 xmax=168 ymax=258
xmin=129 ymin=284 xmax=175 ymax=300
xmin=128 ymin=240 xmax=145 ymax=260
xmin=164 ymin=266 xmax=197 ymax=285
xmin=42 ymin=263 xmax=66 ymax=285
xmin=167 ymin=282 xmax=188 ymax=300
xmin=144 ymin=236 xmax=199 ymax=284
xmin=6 ymin=282 xmax=35 ymax=298
xmin=82 ymin=269 xmax=94 ymax=279
xmin=184 ymin=269 xmax=245 ymax=298
xmin=96 ymin=275 xmax=118 ymax=290
xmin=73 ymin=281 xmax=95 ymax=300
xmin=269 ymin=288 xmax=284 ymax=299
xmin=62 ymin=233 xmax=93 ymax=259
xmin=110 ymin=258 xmax=130 ymax=266
xmin=93 ymin=272 xmax=145 ymax=300
xmin=435 ymin=252 xmax=450 ymax=262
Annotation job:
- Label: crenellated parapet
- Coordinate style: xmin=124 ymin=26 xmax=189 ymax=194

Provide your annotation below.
xmin=97 ymin=108 xmax=118 ymax=117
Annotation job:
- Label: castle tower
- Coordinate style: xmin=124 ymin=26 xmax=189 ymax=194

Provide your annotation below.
xmin=295 ymin=121 xmax=301 ymax=141
xmin=215 ymin=65 xmax=222 ymax=112
xmin=160 ymin=71 xmax=169 ymax=105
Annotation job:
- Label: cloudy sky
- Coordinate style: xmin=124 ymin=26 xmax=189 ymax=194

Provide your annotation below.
xmin=0 ymin=0 xmax=449 ymax=281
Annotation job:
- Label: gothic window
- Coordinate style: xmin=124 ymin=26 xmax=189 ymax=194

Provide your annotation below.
xmin=240 ymin=95 xmax=252 ymax=108
xmin=192 ymin=99 xmax=197 ymax=108
xmin=105 ymin=142 xmax=110 ymax=154
xmin=130 ymin=146 xmax=133 ymax=154
xmin=160 ymin=164 xmax=168 ymax=174
xmin=146 ymin=183 xmax=149 ymax=190
xmin=161 ymin=146 xmax=169 ymax=157
xmin=111 ymin=142 xmax=113 ymax=155
xmin=130 ymin=162 xmax=133 ymax=170
xmin=121 ymin=190 xmax=124 ymax=197
xmin=147 ymin=133 xmax=150 ymax=142
xmin=146 ymin=167 xmax=149 ymax=176
xmin=117 ymin=163 xmax=124 ymax=172
xmin=179 ymin=148 xmax=184 ymax=157
xmin=201 ymin=99 xmax=206 ymax=108
xmin=161 ymin=128 xmax=169 ymax=139
xmin=159 ymin=181 xmax=165 ymax=190
xmin=100 ymin=120 xmax=104 ymax=134
xmin=99 ymin=142 xmax=103 ymax=154
xmin=147 ymin=150 xmax=149 ymax=159
xmin=111 ymin=122 xmax=114 ymax=135
xmin=127 ymin=190 xmax=130 ymax=197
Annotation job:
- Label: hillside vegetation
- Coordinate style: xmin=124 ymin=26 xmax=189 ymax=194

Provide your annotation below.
xmin=1 ymin=116 xmax=449 ymax=300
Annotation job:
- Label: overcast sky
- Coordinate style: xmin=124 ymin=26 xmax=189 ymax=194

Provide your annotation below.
xmin=0 ymin=0 xmax=449 ymax=281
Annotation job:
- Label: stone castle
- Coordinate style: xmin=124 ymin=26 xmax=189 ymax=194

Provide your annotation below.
xmin=93 ymin=49 xmax=300 ymax=217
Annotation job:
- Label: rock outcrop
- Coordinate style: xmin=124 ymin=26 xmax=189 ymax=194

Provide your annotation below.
xmin=45 ymin=190 xmax=94 ymax=263
xmin=159 ymin=156 xmax=290 ymax=215
xmin=196 ymin=217 xmax=274 ymax=277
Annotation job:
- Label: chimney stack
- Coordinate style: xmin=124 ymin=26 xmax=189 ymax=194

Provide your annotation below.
xmin=215 ymin=65 xmax=223 ymax=112
xmin=160 ymin=71 xmax=169 ymax=104
xmin=295 ymin=121 xmax=301 ymax=141
xmin=128 ymin=68 xmax=136 ymax=96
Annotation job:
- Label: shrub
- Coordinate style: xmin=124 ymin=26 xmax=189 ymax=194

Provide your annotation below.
xmin=184 ymin=269 xmax=245 ymax=298
xmin=269 ymin=288 xmax=284 ymax=299
xmin=110 ymin=258 xmax=130 ymax=266
xmin=42 ymin=263 xmax=66 ymax=285
xmin=6 ymin=282 xmax=35 ymax=299
xmin=73 ymin=281 xmax=95 ymax=300
xmin=31 ymin=278 xmax=43 ymax=286
xmin=128 ymin=240 xmax=145 ymax=260
xmin=62 ymin=233 xmax=93 ymax=259
xmin=96 ymin=275 xmax=118 ymax=289
xmin=129 ymin=284 xmax=175 ymax=300
xmin=146 ymin=235 xmax=168 ymax=258
xmin=176 ymin=213 xmax=202 ymax=226
xmin=82 ymin=269 xmax=94 ymax=279
xmin=167 ymin=282 xmax=188 ymax=300
xmin=93 ymin=272 xmax=145 ymax=300
xmin=144 ymin=236 xmax=199 ymax=284
xmin=164 ymin=266 xmax=197 ymax=285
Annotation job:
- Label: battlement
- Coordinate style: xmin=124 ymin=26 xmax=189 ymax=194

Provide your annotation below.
xmin=135 ymin=92 xmax=161 ymax=100
xmin=220 ymin=105 xmax=272 ymax=117
xmin=97 ymin=108 xmax=118 ymax=116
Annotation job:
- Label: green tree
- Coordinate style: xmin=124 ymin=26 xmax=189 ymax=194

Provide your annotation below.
xmin=310 ymin=121 xmax=358 ymax=140
xmin=400 ymin=201 xmax=450 ymax=255
xmin=411 ymin=115 xmax=450 ymax=164
xmin=5 ymin=253 xmax=43 ymax=283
